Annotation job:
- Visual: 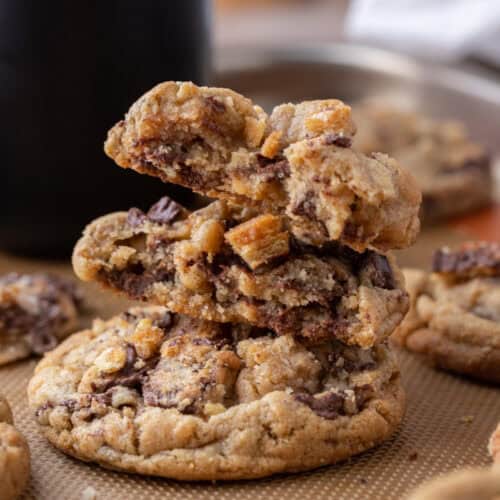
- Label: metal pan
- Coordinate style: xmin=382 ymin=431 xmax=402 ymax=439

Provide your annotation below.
xmin=214 ymin=44 xmax=500 ymax=152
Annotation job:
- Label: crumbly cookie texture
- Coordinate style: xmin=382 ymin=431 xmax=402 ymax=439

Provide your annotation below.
xmin=28 ymin=307 xmax=404 ymax=480
xmin=393 ymin=243 xmax=500 ymax=383
xmin=0 ymin=273 xmax=83 ymax=365
xmin=354 ymin=102 xmax=491 ymax=223
xmin=489 ymin=422 xmax=500 ymax=465
xmin=406 ymin=467 xmax=500 ymax=500
xmin=0 ymin=395 xmax=31 ymax=499
xmin=73 ymin=197 xmax=408 ymax=348
xmin=104 ymin=81 xmax=421 ymax=251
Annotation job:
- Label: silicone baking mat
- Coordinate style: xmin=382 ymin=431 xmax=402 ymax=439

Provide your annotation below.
xmin=1 ymin=224 xmax=499 ymax=500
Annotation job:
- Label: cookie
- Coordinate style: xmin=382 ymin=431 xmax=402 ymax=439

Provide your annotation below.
xmin=393 ymin=242 xmax=500 ymax=383
xmin=0 ymin=273 xmax=83 ymax=365
xmin=489 ymin=422 xmax=500 ymax=465
xmin=104 ymin=81 xmax=421 ymax=251
xmin=73 ymin=197 xmax=409 ymax=348
xmin=354 ymin=102 xmax=492 ymax=222
xmin=28 ymin=306 xmax=404 ymax=480
xmin=0 ymin=395 xmax=31 ymax=499
xmin=406 ymin=468 xmax=500 ymax=500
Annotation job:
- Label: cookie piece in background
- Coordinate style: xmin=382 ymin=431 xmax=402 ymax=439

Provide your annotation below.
xmin=0 ymin=273 xmax=83 ymax=365
xmin=73 ymin=197 xmax=409 ymax=348
xmin=354 ymin=102 xmax=492 ymax=223
xmin=406 ymin=467 xmax=500 ymax=500
xmin=28 ymin=306 xmax=404 ymax=480
xmin=0 ymin=394 xmax=30 ymax=499
xmin=104 ymin=81 xmax=421 ymax=251
xmin=489 ymin=422 xmax=500 ymax=466
xmin=393 ymin=242 xmax=500 ymax=383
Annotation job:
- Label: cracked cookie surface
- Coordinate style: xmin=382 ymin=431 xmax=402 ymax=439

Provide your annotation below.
xmin=104 ymin=81 xmax=421 ymax=251
xmin=393 ymin=242 xmax=500 ymax=383
xmin=0 ymin=273 xmax=83 ymax=365
xmin=354 ymin=102 xmax=491 ymax=222
xmin=0 ymin=395 xmax=30 ymax=499
xmin=73 ymin=197 xmax=409 ymax=348
xmin=27 ymin=307 xmax=404 ymax=480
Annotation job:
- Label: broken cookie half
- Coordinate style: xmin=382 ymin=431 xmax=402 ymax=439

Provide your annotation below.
xmin=73 ymin=197 xmax=409 ymax=348
xmin=104 ymin=81 xmax=421 ymax=251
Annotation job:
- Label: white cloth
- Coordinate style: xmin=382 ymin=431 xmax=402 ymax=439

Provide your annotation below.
xmin=346 ymin=0 xmax=500 ymax=64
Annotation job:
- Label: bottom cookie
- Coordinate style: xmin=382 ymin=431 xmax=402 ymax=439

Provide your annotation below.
xmin=28 ymin=307 xmax=404 ymax=480
xmin=406 ymin=468 xmax=500 ymax=500
xmin=0 ymin=395 xmax=31 ymax=500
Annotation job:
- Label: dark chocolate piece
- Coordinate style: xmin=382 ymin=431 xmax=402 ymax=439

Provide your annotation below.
xmin=433 ymin=243 xmax=500 ymax=277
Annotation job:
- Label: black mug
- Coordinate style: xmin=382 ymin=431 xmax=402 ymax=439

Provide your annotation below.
xmin=0 ymin=0 xmax=211 ymax=257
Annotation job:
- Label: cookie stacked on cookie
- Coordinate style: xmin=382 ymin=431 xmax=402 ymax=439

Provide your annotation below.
xmin=29 ymin=82 xmax=421 ymax=480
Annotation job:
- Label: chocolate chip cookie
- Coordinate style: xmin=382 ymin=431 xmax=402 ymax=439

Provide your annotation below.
xmin=0 ymin=273 xmax=83 ymax=365
xmin=393 ymin=242 xmax=500 ymax=383
xmin=0 ymin=395 xmax=30 ymax=499
xmin=489 ymin=422 xmax=500 ymax=465
xmin=28 ymin=307 xmax=404 ymax=480
xmin=104 ymin=81 xmax=421 ymax=251
xmin=407 ymin=468 xmax=500 ymax=500
xmin=73 ymin=197 xmax=409 ymax=348
xmin=354 ymin=102 xmax=492 ymax=222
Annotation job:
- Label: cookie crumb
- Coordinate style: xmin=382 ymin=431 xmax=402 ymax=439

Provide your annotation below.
xmin=81 ymin=486 xmax=97 ymax=500
xmin=408 ymin=451 xmax=419 ymax=461
xmin=460 ymin=415 xmax=474 ymax=424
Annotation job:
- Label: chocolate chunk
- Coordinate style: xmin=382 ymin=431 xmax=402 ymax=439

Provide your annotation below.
xmin=433 ymin=243 xmax=500 ymax=277
xmin=295 ymin=384 xmax=374 ymax=420
xmin=256 ymin=155 xmax=291 ymax=179
xmin=294 ymin=391 xmax=345 ymax=419
xmin=324 ymin=134 xmax=352 ymax=148
xmin=363 ymin=253 xmax=395 ymax=289
xmin=0 ymin=304 xmax=36 ymax=334
xmin=127 ymin=207 xmax=147 ymax=227
xmin=147 ymin=196 xmax=182 ymax=225
xmin=342 ymin=221 xmax=360 ymax=241
xmin=354 ymin=384 xmax=374 ymax=407
xmin=95 ymin=345 xmax=160 ymax=394
xmin=102 ymin=264 xmax=174 ymax=301
xmin=291 ymin=191 xmax=316 ymax=219
xmin=28 ymin=325 xmax=59 ymax=355
xmin=205 ymin=96 xmax=226 ymax=114
xmin=327 ymin=352 xmax=376 ymax=375
xmin=177 ymin=164 xmax=207 ymax=190
xmin=154 ymin=312 xmax=173 ymax=332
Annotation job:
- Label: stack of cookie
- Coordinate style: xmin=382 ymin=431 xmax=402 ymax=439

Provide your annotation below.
xmin=28 ymin=82 xmax=421 ymax=480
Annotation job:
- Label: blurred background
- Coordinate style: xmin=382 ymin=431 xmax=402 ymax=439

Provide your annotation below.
xmin=1 ymin=0 xmax=499 ymax=258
